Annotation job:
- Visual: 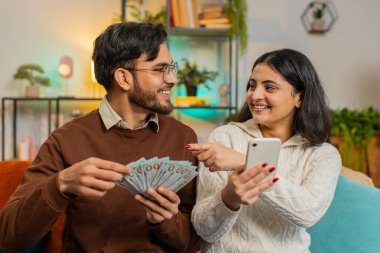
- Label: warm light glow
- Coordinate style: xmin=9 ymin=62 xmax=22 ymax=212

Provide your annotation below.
xmin=91 ymin=60 xmax=97 ymax=83
xmin=58 ymin=64 xmax=71 ymax=78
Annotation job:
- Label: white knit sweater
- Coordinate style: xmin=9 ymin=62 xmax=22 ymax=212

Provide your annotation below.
xmin=191 ymin=120 xmax=341 ymax=253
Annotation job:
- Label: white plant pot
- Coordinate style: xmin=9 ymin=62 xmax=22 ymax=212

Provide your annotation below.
xmin=25 ymin=85 xmax=40 ymax=97
xmin=311 ymin=19 xmax=325 ymax=32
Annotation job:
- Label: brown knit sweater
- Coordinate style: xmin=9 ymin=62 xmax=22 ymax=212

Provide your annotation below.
xmin=0 ymin=110 xmax=198 ymax=253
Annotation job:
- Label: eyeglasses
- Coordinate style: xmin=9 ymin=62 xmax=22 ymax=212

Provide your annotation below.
xmin=124 ymin=61 xmax=178 ymax=83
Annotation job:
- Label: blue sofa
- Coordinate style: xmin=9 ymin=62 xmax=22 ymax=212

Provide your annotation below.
xmin=308 ymin=175 xmax=380 ymax=253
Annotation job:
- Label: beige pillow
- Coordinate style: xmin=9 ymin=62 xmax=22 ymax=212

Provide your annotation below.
xmin=340 ymin=166 xmax=374 ymax=187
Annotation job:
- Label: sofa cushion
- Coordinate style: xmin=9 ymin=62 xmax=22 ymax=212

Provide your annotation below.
xmin=307 ymin=176 xmax=380 ymax=253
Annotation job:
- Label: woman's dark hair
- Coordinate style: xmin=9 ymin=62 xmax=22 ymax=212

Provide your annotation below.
xmin=92 ymin=22 xmax=167 ymax=91
xmin=236 ymin=48 xmax=331 ymax=146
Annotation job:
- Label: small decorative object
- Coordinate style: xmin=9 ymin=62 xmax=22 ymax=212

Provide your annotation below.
xmin=311 ymin=6 xmax=324 ymax=32
xmin=301 ymin=1 xmax=338 ymax=34
xmin=13 ymin=64 xmax=51 ymax=97
xmin=219 ymin=84 xmax=230 ymax=107
xmin=177 ymin=59 xmax=218 ymax=97
xmin=58 ymin=55 xmax=74 ymax=97
xmin=17 ymin=137 xmax=38 ymax=160
xmin=71 ymin=109 xmax=83 ymax=119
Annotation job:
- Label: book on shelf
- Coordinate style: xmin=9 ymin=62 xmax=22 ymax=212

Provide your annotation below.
xmin=191 ymin=0 xmax=199 ymax=27
xmin=170 ymin=0 xmax=199 ymax=28
xmin=200 ymin=10 xmax=224 ymax=20
xmin=201 ymin=23 xmax=231 ymax=29
xmin=198 ymin=3 xmax=229 ymax=29
xmin=178 ymin=0 xmax=190 ymax=27
xmin=199 ymin=17 xmax=229 ymax=25
xmin=171 ymin=0 xmax=181 ymax=27
xmin=202 ymin=5 xmax=224 ymax=13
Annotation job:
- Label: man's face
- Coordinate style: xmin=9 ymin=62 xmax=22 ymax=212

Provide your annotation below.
xmin=128 ymin=44 xmax=177 ymax=115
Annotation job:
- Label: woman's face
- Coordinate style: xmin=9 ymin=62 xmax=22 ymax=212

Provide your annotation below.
xmin=246 ymin=63 xmax=301 ymax=131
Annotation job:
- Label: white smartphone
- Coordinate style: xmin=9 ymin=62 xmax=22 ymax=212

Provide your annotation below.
xmin=245 ymin=138 xmax=281 ymax=188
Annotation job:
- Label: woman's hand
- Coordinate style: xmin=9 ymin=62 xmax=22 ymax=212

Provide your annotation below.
xmin=221 ymin=163 xmax=278 ymax=211
xmin=186 ymin=143 xmax=246 ymax=171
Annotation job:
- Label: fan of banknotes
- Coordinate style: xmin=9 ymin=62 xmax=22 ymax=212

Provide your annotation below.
xmin=117 ymin=157 xmax=198 ymax=198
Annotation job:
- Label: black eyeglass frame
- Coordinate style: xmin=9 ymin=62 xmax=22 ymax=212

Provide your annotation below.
xmin=124 ymin=61 xmax=179 ymax=82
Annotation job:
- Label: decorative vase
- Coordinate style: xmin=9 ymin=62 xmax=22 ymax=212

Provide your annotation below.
xmin=25 ymin=85 xmax=40 ymax=97
xmin=185 ymin=85 xmax=197 ymax=97
xmin=311 ymin=19 xmax=325 ymax=32
xmin=219 ymin=84 xmax=230 ymax=106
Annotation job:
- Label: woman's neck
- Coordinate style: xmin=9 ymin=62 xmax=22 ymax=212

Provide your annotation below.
xmin=259 ymin=124 xmax=293 ymax=143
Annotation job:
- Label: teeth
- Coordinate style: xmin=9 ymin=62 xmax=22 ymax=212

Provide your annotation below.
xmin=254 ymin=105 xmax=269 ymax=109
xmin=158 ymin=90 xmax=171 ymax=95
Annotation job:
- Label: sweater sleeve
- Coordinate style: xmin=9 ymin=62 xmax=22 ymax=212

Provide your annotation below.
xmin=191 ymin=129 xmax=241 ymax=242
xmin=191 ymin=165 xmax=240 ymax=242
xmin=260 ymin=144 xmax=342 ymax=228
xmin=150 ymin=130 xmax=199 ymax=250
xmin=0 ymin=135 xmax=70 ymax=252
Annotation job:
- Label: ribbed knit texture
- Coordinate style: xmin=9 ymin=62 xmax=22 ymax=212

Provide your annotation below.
xmin=191 ymin=120 xmax=341 ymax=253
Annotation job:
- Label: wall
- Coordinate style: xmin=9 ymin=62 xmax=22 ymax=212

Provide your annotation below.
xmin=0 ymin=0 xmax=380 ymax=158
xmin=240 ymin=0 xmax=380 ymax=110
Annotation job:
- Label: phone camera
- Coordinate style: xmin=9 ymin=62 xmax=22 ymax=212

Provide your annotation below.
xmin=252 ymin=143 xmax=257 ymax=147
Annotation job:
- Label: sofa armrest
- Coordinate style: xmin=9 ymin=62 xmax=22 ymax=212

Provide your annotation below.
xmin=0 ymin=161 xmax=64 ymax=253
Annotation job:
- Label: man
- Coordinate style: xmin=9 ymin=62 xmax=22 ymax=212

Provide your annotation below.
xmin=0 ymin=22 xmax=198 ymax=252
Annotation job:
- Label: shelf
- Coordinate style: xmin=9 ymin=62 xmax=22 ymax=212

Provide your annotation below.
xmin=166 ymin=0 xmax=238 ymax=122
xmin=1 ymin=97 xmax=103 ymax=160
xmin=174 ymin=106 xmax=235 ymax=110
xmin=168 ymin=27 xmax=230 ymax=37
xmin=1 ymin=97 xmax=102 ymax=101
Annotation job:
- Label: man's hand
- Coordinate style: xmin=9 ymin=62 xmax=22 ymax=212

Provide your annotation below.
xmin=135 ymin=187 xmax=180 ymax=224
xmin=186 ymin=143 xmax=245 ymax=171
xmin=57 ymin=157 xmax=132 ymax=198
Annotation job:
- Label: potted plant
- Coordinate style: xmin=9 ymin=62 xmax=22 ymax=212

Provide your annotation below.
xmin=311 ymin=6 xmax=325 ymax=32
xmin=330 ymin=107 xmax=380 ymax=184
xmin=13 ymin=64 xmax=51 ymax=97
xmin=224 ymin=0 xmax=248 ymax=54
xmin=118 ymin=0 xmax=166 ymax=25
xmin=177 ymin=59 xmax=218 ymax=97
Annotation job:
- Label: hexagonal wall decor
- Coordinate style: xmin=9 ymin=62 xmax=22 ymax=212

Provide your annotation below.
xmin=301 ymin=1 xmax=338 ymax=34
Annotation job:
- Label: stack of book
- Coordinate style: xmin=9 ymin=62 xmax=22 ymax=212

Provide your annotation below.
xmin=198 ymin=5 xmax=231 ymax=29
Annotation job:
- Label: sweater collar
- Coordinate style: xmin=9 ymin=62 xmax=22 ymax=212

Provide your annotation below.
xmin=99 ymin=96 xmax=159 ymax=132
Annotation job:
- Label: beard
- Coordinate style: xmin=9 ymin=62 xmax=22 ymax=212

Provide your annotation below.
xmin=128 ymin=79 xmax=174 ymax=115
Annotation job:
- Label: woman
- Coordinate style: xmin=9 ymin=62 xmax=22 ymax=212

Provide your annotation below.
xmin=187 ymin=49 xmax=341 ymax=253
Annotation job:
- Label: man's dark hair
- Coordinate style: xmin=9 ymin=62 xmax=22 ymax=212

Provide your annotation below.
xmin=92 ymin=22 xmax=167 ymax=91
xmin=236 ymin=48 xmax=331 ymax=146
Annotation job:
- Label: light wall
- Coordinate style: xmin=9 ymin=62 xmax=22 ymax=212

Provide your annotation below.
xmin=0 ymin=0 xmax=379 ymax=158
xmin=240 ymin=0 xmax=380 ymax=110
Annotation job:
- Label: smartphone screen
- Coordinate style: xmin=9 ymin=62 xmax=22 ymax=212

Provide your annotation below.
xmin=245 ymin=138 xmax=281 ymax=189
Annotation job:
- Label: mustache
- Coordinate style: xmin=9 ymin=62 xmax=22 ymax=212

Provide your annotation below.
xmin=158 ymin=84 xmax=174 ymax=90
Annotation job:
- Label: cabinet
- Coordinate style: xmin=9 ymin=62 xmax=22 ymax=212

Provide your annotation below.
xmin=1 ymin=97 xmax=102 ymax=160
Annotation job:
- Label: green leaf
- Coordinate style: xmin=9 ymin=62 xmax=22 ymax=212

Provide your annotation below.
xmin=13 ymin=64 xmax=51 ymax=86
